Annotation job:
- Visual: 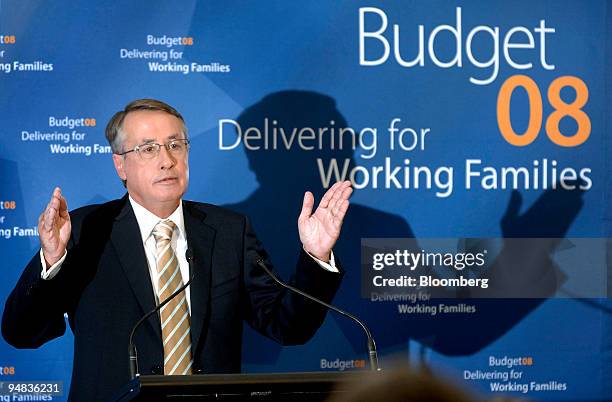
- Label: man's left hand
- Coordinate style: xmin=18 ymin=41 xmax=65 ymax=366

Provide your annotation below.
xmin=298 ymin=181 xmax=353 ymax=263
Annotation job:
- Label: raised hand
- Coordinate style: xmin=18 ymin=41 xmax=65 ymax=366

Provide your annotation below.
xmin=298 ymin=181 xmax=353 ymax=262
xmin=38 ymin=187 xmax=71 ymax=268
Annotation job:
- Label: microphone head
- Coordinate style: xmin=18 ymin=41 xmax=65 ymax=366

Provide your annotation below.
xmin=248 ymin=250 xmax=265 ymax=266
xmin=185 ymin=249 xmax=194 ymax=262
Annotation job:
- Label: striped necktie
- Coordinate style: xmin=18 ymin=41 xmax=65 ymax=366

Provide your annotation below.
xmin=152 ymin=220 xmax=193 ymax=375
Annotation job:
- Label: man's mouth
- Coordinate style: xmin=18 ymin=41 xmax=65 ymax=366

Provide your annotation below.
xmin=156 ymin=177 xmax=178 ymax=184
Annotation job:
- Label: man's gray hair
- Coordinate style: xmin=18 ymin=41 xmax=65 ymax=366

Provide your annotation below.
xmin=105 ymin=98 xmax=188 ymax=154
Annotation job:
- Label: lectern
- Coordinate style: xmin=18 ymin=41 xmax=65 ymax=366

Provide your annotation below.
xmin=113 ymin=372 xmax=364 ymax=401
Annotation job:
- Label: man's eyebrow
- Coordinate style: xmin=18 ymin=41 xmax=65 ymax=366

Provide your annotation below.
xmin=138 ymin=134 xmax=181 ymax=145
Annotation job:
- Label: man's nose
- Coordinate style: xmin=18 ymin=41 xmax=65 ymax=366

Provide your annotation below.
xmin=158 ymin=145 xmax=176 ymax=168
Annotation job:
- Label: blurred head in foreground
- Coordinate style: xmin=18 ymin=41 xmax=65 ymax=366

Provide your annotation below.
xmin=327 ymin=365 xmax=529 ymax=402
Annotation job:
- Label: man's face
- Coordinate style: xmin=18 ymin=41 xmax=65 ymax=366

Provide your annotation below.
xmin=112 ymin=110 xmax=189 ymax=217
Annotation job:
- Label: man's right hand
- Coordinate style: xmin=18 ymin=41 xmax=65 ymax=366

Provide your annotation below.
xmin=38 ymin=187 xmax=71 ymax=269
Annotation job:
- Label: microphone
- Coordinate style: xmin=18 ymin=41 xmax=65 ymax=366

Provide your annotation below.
xmin=252 ymin=253 xmax=380 ymax=371
xmin=128 ymin=249 xmax=195 ymax=379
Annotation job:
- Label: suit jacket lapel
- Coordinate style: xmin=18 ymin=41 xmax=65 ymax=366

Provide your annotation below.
xmin=111 ymin=197 xmax=162 ymax=340
xmin=183 ymin=202 xmax=215 ymax=355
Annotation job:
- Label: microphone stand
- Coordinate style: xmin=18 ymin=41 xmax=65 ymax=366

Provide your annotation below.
xmin=254 ymin=255 xmax=380 ymax=371
xmin=128 ymin=249 xmax=195 ymax=379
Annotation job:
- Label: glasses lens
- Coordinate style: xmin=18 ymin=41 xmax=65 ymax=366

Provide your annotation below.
xmin=138 ymin=144 xmax=160 ymax=159
xmin=168 ymin=140 xmax=188 ymax=154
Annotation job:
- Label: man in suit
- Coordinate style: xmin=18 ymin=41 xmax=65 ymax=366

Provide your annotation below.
xmin=2 ymin=99 xmax=353 ymax=401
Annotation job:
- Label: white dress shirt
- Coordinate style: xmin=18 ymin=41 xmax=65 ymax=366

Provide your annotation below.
xmin=130 ymin=197 xmax=192 ymax=313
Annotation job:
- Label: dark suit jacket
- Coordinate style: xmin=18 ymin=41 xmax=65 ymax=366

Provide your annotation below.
xmin=2 ymin=196 xmax=343 ymax=401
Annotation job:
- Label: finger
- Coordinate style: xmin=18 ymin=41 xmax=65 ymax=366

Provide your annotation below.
xmin=328 ymin=191 xmax=342 ymax=214
xmin=38 ymin=212 xmax=45 ymax=231
xmin=298 ymin=191 xmax=314 ymax=223
xmin=47 ymin=198 xmax=60 ymax=223
xmin=318 ymin=182 xmax=341 ymax=209
xmin=334 ymin=199 xmax=350 ymax=222
xmin=50 ymin=187 xmax=62 ymax=205
xmin=48 ymin=188 xmax=62 ymax=211
xmin=337 ymin=180 xmax=351 ymax=192
xmin=43 ymin=202 xmax=57 ymax=231
xmin=50 ymin=193 xmax=61 ymax=209
xmin=58 ymin=194 xmax=70 ymax=219
xmin=318 ymin=182 xmax=340 ymax=209
xmin=328 ymin=181 xmax=350 ymax=213
xmin=40 ymin=188 xmax=60 ymax=233
xmin=38 ymin=212 xmax=51 ymax=250
xmin=43 ymin=191 xmax=61 ymax=228
xmin=340 ymin=185 xmax=353 ymax=203
xmin=331 ymin=186 xmax=353 ymax=216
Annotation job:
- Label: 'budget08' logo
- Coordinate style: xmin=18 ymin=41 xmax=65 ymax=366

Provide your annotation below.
xmin=49 ymin=116 xmax=96 ymax=129
xmin=320 ymin=358 xmax=366 ymax=371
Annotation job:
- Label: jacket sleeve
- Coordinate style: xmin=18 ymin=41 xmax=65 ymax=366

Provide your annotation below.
xmin=2 ymin=252 xmax=69 ymax=348
xmin=240 ymin=216 xmax=344 ymax=345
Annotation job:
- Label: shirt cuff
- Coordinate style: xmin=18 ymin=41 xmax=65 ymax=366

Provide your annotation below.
xmin=40 ymin=249 xmax=67 ymax=280
xmin=303 ymin=248 xmax=339 ymax=273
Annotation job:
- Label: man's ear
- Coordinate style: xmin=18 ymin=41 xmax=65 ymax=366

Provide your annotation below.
xmin=112 ymin=154 xmax=127 ymax=181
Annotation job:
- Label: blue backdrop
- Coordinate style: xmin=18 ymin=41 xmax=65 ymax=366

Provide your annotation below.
xmin=0 ymin=1 xmax=610 ymax=400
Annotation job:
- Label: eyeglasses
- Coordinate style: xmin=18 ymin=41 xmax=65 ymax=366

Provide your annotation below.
xmin=118 ymin=139 xmax=190 ymax=160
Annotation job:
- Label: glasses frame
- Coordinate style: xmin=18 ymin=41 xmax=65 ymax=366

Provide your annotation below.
xmin=117 ymin=138 xmax=190 ymax=160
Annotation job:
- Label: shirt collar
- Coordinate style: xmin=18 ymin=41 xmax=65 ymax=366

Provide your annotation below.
xmin=129 ymin=196 xmax=186 ymax=243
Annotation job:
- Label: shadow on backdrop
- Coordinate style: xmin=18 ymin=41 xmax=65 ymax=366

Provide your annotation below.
xmin=220 ymin=91 xmax=585 ymax=365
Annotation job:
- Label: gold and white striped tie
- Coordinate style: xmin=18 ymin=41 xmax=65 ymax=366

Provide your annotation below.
xmin=152 ymin=220 xmax=193 ymax=375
